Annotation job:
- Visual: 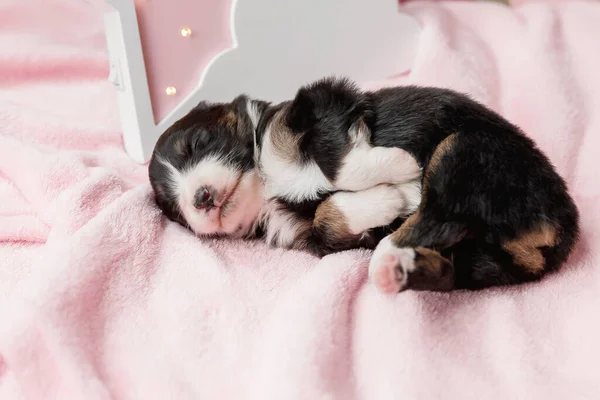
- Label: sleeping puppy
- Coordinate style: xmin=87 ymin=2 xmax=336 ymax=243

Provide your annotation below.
xmin=149 ymin=77 xmax=580 ymax=293
xmin=148 ymin=90 xmax=421 ymax=253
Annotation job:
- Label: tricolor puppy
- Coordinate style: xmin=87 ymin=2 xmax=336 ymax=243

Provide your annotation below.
xmin=149 ymin=77 xmax=580 ymax=293
xmin=148 ymin=88 xmax=420 ymax=253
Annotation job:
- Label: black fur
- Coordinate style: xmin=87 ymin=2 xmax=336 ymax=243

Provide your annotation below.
xmin=148 ymin=76 xmax=579 ymax=292
xmin=281 ymin=77 xmax=580 ymax=290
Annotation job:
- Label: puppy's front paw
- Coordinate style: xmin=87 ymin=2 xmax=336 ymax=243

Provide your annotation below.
xmin=388 ymin=148 xmax=421 ymax=184
xmin=368 ymin=236 xmax=416 ymax=293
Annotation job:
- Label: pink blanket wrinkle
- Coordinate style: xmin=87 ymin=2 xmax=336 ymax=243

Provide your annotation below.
xmin=1 ymin=0 xmax=600 ymax=399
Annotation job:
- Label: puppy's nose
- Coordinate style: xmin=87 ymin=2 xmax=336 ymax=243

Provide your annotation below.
xmin=194 ymin=186 xmax=214 ymax=210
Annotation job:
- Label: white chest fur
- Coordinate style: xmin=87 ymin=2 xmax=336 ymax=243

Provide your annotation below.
xmin=258 ymin=128 xmax=334 ymax=202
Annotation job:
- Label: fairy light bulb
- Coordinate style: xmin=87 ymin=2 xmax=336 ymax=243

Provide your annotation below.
xmin=180 ymin=27 xmax=192 ymax=37
xmin=165 ymin=28 xmax=191 ymax=96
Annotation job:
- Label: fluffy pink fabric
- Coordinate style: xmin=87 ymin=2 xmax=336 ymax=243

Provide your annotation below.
xmin=1 ymin=0 xmax=599 ymax=398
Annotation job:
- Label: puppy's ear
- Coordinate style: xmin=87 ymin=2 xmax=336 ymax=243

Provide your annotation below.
xmin=287 ymin=77 xmax=368 ymax=133
xmin=194 ymin=100 xmax=211 ymax=110
xmin=287 ymin=88 xmax=317 ymax=133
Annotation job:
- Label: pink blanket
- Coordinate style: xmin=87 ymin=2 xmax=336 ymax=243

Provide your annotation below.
xmin=1 ymin=0 xmax=600 ymax=398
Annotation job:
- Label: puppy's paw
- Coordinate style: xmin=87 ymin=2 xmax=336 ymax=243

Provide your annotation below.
xmin=387 ymin=148 xmax=421 ymax=183
xmin=368 ymin=236 xmax=416 ymax=293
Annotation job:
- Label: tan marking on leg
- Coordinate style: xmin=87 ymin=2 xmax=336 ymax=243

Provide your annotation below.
xmin=390 ymin=211 xmax=421 ymax=245
xmin=414 ymin=247 xmax=452 ymax=274
xmin=287 ymin=219 xmax=313 ymax=250
xmin=408 ymin=246 xmax=455 ymax=291
xmin=502 ymin=223 xmax=558 ymax=274
xmin=421 ymin=133 xmax=458 ymax=198
xmin=426 ymin=133 xmax=458 ymax=179
xmin=413 ymin=246 xmax=450 ymax=275
xmin=313 ymin=198 xmax=352 ymax=241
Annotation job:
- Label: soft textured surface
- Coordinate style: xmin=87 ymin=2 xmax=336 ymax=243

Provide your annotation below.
xmin=1 ymin=0 xmax=600 ymax=399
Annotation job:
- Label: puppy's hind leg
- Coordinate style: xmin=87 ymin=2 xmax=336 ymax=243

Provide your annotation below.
xmin=370 ymin=241 xmax=456 ymax=293
xmin=368 ymin=211 xmax=467 ymax=293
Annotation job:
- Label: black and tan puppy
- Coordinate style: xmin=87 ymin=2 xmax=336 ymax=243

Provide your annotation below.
xmin=148 ymin=87 xmax=421 ymax=252
xmin=149 ymin=77 xmax=579 ymax=293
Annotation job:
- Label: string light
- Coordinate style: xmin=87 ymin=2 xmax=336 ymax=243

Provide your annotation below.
xmin=164 ymin=28 xmax=190 ymax=96
xmin=180 ymin=27 xmax=192 ymax=37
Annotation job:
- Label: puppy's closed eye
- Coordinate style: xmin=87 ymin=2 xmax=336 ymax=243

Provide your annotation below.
xmin=192 ymin=135 xmax=206 ymax=151
xmin=171 ymin=132 xmax=207 ymax=161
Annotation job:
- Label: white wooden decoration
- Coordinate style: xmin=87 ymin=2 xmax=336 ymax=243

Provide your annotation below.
xmin=103 ymin=0 xmax=421 ymax=163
